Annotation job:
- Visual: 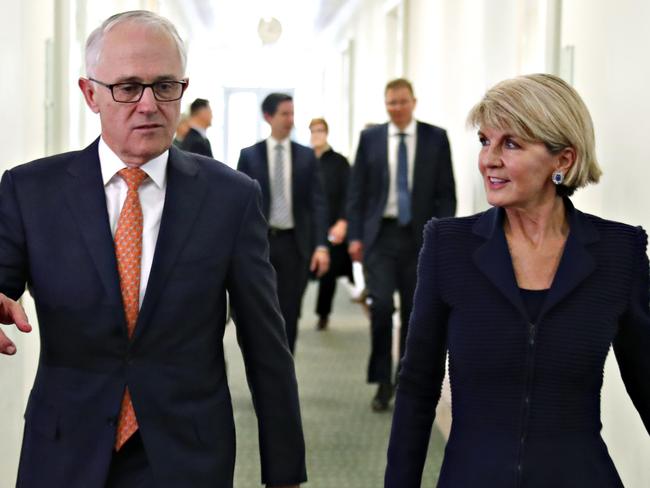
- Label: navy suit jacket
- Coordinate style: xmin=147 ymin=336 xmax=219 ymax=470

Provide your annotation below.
xmin=347 ymin=121 xmax=456 ymax=253
xmin=386 ymin=199 xmax=650 ymax=487
xmin=0 ymin=140 xmax=306 ymax=488
xmin=178 ymin=127 xmax=213 ymax=157
xmin=237 ymin=140 xmax=328 ymax=260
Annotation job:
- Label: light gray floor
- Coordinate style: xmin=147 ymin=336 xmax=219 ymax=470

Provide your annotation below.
xmin=224 ymin=280 xmax=445 ymax=487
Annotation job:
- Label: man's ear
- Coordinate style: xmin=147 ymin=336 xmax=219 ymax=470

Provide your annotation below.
xmin=78 ymin=77 xmax=100 ymax=114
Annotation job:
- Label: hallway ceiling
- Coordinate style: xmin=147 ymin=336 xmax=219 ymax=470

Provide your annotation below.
xmin=165 ymin=0 xmax=349 ymax=43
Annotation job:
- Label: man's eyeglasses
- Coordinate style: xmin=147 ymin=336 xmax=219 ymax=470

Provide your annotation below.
xmin=88 ymin=78 xmax=188 ymax=103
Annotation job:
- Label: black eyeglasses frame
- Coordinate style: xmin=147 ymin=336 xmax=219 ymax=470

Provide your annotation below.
xmin=88 ymin=77 xmax=188 ymax=103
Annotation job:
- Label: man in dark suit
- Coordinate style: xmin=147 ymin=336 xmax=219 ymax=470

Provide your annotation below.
xmin=237 ymin=93 xmax=329 ymax=354
xmin=347 ymin=78 xmax=456 ymax=411
xmin=179 ymin=98 xmax=213 ymax=157
xmin=0 ymin=11 xmax=304 ymax=488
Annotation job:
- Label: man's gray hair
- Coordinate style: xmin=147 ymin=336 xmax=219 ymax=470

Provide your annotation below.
xmin=85 ymin=10 xmax=187 ymax=77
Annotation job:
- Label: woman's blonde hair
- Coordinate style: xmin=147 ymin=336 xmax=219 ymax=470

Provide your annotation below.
xmin=467 ymin=73 xmax=602 ymax=195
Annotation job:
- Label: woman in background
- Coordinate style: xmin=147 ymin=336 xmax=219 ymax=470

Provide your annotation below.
xmin=385 ymin=73 xmax=649 ymax=487
xmin=309 ymin=118 xmax=353 ymax=330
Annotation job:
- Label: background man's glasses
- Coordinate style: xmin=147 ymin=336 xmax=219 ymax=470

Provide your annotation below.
xmin=88 ymin=78 xmax=188 ymax=103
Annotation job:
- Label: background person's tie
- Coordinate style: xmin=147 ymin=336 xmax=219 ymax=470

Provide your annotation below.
xmin=397 ymin=133 xmax=412 ymax=225
xmin=270 ymin=144 xmax=291 ymax=228
xmin=114 ymin=167 xmax=148 ymax=451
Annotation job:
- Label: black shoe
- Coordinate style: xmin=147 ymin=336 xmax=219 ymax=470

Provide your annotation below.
xmin=371 ymin=383 xmax=394 ymax=412
xmin=316 ymin=317 xmax=329 ymax=330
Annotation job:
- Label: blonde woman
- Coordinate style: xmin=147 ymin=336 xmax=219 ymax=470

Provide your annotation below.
xmin=385 ymin=74 xmax=649 ymax=487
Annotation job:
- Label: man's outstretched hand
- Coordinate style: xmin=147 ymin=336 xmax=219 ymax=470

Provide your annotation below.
xmin=0 ymin=293 xmax=32 ymax=355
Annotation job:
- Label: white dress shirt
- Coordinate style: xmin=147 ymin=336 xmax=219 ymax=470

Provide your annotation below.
xmin=266 ymin=136 xmax=294 ymax=228
xmin=384 ymin=119 xmax=417 ymax=218
xmin=99 ymin=137 xmax=168 ymax=307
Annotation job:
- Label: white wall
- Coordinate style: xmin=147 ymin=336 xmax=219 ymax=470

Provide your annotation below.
xmin=562 ymin=1 xmax=650 ymax=486
xmin=0 ymin=1 xmax=54 ymax=485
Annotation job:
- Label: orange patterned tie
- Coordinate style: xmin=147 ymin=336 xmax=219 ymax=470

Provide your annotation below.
xmin=114 ymin=167 xmax=148 ymax=451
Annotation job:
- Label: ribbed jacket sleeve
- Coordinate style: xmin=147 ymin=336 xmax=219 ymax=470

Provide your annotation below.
xmin=385 ymin=219 xmax=449 ymax=487
xmin=613 ymin=226 xmax=650 ymax=433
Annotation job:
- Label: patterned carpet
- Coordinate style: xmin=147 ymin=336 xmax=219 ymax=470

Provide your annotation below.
xmin=224 ymin=280 xmax=445 ymax=487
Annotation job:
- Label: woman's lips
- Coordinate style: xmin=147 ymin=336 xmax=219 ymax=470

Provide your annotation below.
xmin=488 ymin=176 xmax=509 ymax=188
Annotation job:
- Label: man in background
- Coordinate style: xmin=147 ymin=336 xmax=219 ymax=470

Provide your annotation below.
xmin=347 ymin=78 xmax=456 ymax=411
xmin=179 ymin=98 xmax=213 ymax=157
xmin=237 ymin=93 xmax=329 ymax=353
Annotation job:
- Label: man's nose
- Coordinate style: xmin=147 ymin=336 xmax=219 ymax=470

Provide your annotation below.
xmin=137 ymin=86 xmax=158 ymax=111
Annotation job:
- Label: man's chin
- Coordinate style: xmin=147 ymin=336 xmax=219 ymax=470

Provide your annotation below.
xmin=123 ymin=143 xmax=171 ymax=165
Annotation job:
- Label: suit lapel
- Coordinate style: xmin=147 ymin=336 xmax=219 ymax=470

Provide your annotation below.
xmin=412 ymin=121 xmax=426 ymax=200
xmin=379 ymin=123 xmax=390 ymax=205
xmin=134 ymin=147 xmax=208 ymax=340
xmin=290 ymin=142 xmax=301 ymax=219
xmin=472 ymin=207 xmax=527 ymax=318
xmin=256 ymin=142 xmax=271 ymax=217
xmin=539 ymin=200 xmax=598 ymax=318
xmin=472 ymin=200 xmax=599 ymax=322
xmin=64 ymin=139 xmax=122 ymax=305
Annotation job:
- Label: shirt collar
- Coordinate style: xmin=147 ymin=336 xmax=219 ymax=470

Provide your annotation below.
xmin=99 ymin=136 xmax=168 ymax=190
xmin=267 ymin=135 xmax=291 ymax=151
xmin=388 ymin=118 xmax=417 ymax=137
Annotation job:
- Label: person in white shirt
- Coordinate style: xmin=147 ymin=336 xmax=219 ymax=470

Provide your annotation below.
xmin=0 ymin=10 xmax=305 ymax=488
xmin=237 ymin=93 xmax=330 ymax=354
xmin=347 ymin=78 xmax=457 ymax=411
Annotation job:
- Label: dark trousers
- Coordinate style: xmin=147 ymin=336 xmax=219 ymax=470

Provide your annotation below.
xmin=105 ymin=432 xmax=154 ymax=488
xmin=269 ymin=230 xmax=309 ymax=353
xmin=315 ymin=243 xmax=352 ymax=318
xmin=316 ymin=269 xmax=337 ymax=319
xmin=364 ymin=220 xmax=418 ymax=384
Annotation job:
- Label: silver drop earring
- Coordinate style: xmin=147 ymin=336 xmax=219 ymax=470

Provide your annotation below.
xmin=552 ymin=171 xmax=564 ymax=185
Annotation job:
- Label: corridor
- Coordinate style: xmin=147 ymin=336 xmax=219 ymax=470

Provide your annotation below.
xmin=225 ymin=282 xmax=445 ymax=487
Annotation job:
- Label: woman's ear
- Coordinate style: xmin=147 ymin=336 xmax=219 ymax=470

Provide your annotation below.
xmin=556 ymin=146 xmax=576 ymax=174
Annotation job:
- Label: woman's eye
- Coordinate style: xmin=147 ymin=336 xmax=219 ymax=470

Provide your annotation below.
xmin=504 ymin=138 xmax=520 ymax=149
xmin=478 ymin=136 xmax=488 ymax=146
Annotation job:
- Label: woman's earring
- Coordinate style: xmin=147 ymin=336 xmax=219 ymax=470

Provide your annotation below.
xmin=552 ymin=171 xmax=564 ymax=185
